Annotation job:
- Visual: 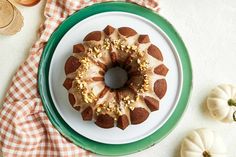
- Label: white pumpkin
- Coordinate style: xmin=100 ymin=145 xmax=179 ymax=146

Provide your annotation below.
xmin=207 ymin=84 xmax=236 ymax=122
xmin=181 ymin=128 xmax=227 ymax=157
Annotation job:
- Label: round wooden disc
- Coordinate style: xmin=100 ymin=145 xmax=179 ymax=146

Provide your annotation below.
xmin=0 ymin=0 xmax=14 ymax=28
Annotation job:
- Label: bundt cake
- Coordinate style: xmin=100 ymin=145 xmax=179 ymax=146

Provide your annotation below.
xmin=63 ymin=25 xmax=169 ymax=130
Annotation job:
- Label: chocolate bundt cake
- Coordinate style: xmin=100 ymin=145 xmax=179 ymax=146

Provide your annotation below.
xmin=63 ymin=25 xmax=169 ymax=130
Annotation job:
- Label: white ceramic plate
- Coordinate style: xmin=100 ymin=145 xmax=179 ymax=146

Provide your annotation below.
xmin=49 ymin=12 xmax=183 ymax=144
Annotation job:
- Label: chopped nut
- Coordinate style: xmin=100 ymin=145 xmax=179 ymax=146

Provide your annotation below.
xmin=131 ymin=45 xmax=137 ymax=50
xmin=94 ymin=47 xmax=99 ymax=53
xmin=97 ymin=107 xmax=101 ymax=112
xmin=129 ymin=106 xmax=135 ymax=111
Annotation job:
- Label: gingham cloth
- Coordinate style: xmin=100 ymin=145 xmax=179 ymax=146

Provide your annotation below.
xmin=0 ymin=0 xmax=159 ymax=156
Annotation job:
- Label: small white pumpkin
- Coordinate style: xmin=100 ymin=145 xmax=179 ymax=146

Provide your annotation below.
xmin=180 ymin=128 xmax=227 ymax=157
xmin=207 ymin=84 xmax=236 ymax=122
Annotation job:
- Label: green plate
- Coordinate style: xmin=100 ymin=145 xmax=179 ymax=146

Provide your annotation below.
xmin=38 ymin=2 xmax=192 ymax=156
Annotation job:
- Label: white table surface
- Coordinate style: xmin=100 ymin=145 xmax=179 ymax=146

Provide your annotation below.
xmin=1 ymin=0 xmax=236 ymax=156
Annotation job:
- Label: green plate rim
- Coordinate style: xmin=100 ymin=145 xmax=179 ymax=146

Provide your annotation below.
xmin=38 ymin=2 xmax=192 ymax=156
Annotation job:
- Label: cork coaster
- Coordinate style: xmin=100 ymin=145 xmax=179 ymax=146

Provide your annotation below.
xmin=0 ymin=0 xmax=14 ymax=28
xmin=0 ymin=0 xmax=24 ymax=35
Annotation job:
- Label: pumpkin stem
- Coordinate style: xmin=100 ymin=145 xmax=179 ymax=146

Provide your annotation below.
xmin=233 ymin=111 xmax=236 ymax=122
xmin=228 ymin=99 xmax=236 ymax=106
xmin=203 ymin=151 xmax=211 ymax=157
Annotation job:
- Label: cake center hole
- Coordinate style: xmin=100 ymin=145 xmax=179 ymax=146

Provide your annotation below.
xmin=104 ymin=66 xmax=128 ymax=89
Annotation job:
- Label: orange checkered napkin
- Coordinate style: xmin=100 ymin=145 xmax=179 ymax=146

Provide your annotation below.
xmin=0 ymin=0 xmax=159 ymax=156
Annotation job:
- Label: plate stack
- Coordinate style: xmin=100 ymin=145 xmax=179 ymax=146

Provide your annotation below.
xmin=38 ymin=2 xmax=192 ymax=156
